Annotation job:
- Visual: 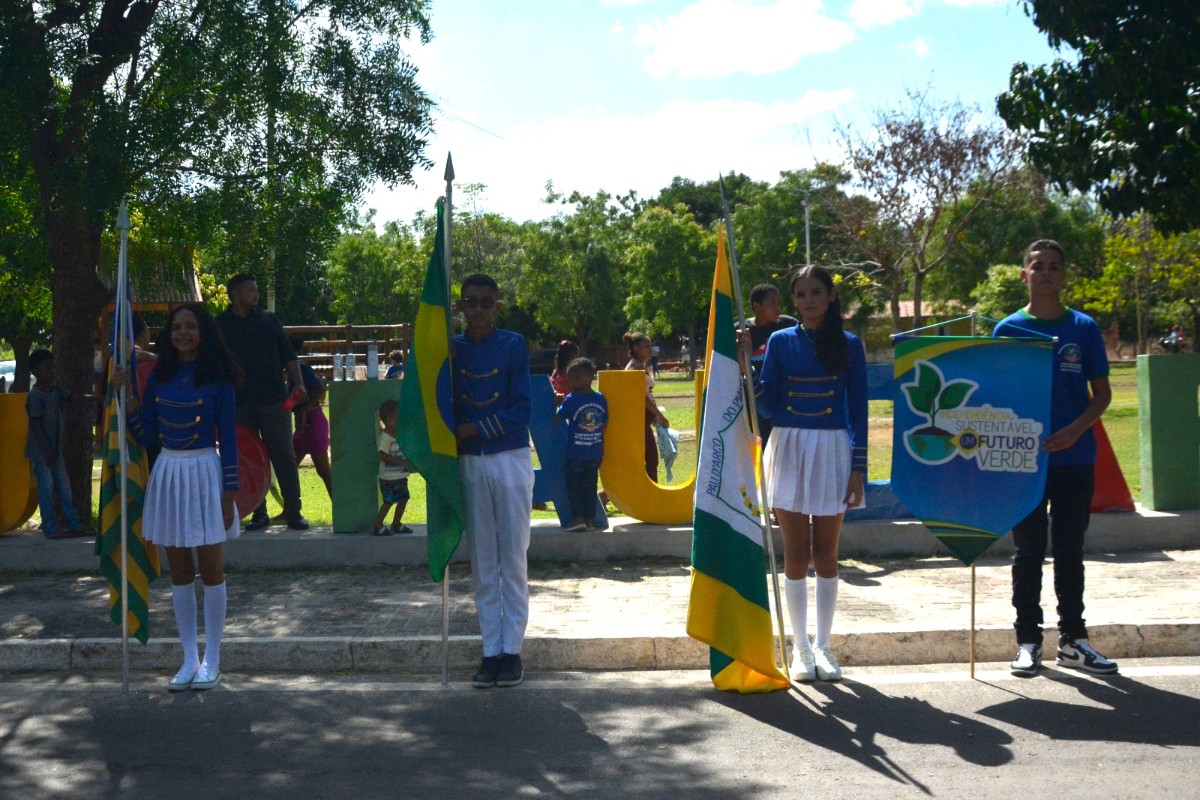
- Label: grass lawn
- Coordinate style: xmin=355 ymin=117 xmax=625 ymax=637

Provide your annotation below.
xmin=83 ymin=365 xmax=1144 ymax=527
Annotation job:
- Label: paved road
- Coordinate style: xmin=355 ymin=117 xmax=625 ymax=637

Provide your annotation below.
xmin=3 ymin=659 xmax=1199 ymax=799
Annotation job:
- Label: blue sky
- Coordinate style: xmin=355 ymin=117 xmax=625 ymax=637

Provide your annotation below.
xmin=361 ymin=0 xmax=1061 ymax=224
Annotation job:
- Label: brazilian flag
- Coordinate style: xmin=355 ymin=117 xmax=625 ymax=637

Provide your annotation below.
xmin=397 ymin=200 xmax=465 ymax=582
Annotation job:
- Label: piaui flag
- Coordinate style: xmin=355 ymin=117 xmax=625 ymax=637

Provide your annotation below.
xmin=891 ymin=335 xmax=1053 ymax=565
xmin=95 ymin=282 xmax=160 ymax=643
xmin=397 ymin=199 xmax=465 ymax=582
xmin=686 ymin=227 xmax=789 ymax=693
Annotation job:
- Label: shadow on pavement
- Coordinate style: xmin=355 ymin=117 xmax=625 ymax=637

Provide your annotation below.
xmin=712 ymin=679 xmax=1013 ymax=795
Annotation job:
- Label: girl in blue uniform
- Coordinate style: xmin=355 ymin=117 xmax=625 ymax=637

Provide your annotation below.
xmin=753 ymin=266 xmax=867 ymax=683
xmin=116 ymin=303 xmax=242 ymax=691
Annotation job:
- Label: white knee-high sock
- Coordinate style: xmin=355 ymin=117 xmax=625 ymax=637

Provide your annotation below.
xmin=172 ymin=583 xmax=200 ymax=669
xmin=201 ymin=582 xmax=227 ymax=671
xmin=815 ymin=575 xmax=839 ymax=648
xmin=784 ymin=577 xmax=809 ymax=651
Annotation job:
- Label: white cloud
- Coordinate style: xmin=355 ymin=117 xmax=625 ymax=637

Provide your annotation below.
xmin=362 ymin=90 xmax=856 ymax=224
xmin=847 ymin=0 xmax=923 ymax=29
xmin=942 ymin=0 xmax=1004 ymax=5
xmin=633 ymin=0 xmax=856 ymax=79
xmin=900 ymin=37 xmax=931 ymax=57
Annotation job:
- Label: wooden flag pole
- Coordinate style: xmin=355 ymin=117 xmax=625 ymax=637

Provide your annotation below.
xmin=116 ymin=199 xmax=132 ymax=695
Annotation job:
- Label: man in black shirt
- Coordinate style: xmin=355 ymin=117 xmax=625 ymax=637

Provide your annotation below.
xmin=216 ymin=274 xmax=310 ymax=530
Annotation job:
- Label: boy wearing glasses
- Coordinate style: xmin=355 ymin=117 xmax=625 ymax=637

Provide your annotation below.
xmin=454 ymin=274 xmax=535 ymax=688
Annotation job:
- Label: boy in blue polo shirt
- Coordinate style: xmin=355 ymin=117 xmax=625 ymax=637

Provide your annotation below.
xmin=555 ymin=358 xmax=608 ymax=533
xmin=994 ymin=239 xmax=1117 ymax=677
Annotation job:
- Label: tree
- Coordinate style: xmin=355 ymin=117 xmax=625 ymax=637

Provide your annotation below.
xmin=622 ymin=204 xmax=715 ymax=345
xmin=0 ymin=2 xmax=433 ymax=517
xmin=0 ymin=147 xmax=52 ymax=389
xmin=970 ymin=265 xmax=1027 ymax=330
xmin=649 ymin=173 xmax=764 ymax=228
xmin=925 ymin=167 xmax=1106 ymax=309
xmin=734 ymin=165 xmax=849 ymax=293
xmin=519 ymin=190 xmax=633 ymax=353
xmin=998 ymin=2 xmax=1200 ymax=233
xmin=325 ymin=214 xmax=424 ymax=325
xmin=832 ymin=91 xmax=1023 ymax=328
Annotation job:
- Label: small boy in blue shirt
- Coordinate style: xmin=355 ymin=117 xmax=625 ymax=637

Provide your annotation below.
xmin=24 ymin=349 xmax=95 ymax=539
xmin=555 ymin=358 xmax=608 ymax=532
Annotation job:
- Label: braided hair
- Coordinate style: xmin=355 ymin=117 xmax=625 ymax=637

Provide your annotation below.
xmin=790 ymin=265 xmax=849 ymax=375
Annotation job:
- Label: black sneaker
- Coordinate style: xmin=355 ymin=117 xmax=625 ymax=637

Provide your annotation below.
xmin=1010 ymin=643 xmax=1042 ymax=677
xmin=244 ymin=514 xmax=271 ymax=531
xmin=1057 ymin=638 xmax=1118 ymax=675
xmin=495 ymin=653 xmax=524 ymax=688
xmin=286 ymin=515 xmax=311 ymax=531
xmin=472 ymin=656 xmax=502 ymax=689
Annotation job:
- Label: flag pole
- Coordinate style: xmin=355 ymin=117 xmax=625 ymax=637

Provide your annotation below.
xmin=441 ymin=153 xmax=455 ymax=685
xmin=115 ymin=199 xmax=132 ymax=694
xmin=719 ymin=177 xmax=790 ymax=676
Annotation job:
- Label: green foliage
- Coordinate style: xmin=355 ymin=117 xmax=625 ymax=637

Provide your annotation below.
xmin=519 ymin=190 xmax=634 ymax=352
xmin=925 ymin=167 xmax=1106 ymax=308
xmin=325 ymin=213 xmax=424 ymax=324
xmin=971 ymin=265 xmax=1026 ymax=330
xmin=623 ymin=205 xmax=715 ymax=340
xmin=998 ymin=1 xmax=1200 ymax=232
xmin=734 ymin=165 xmax=850 ymax=291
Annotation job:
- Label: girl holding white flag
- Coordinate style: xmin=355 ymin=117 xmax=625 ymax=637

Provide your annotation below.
xmin=745 ymin=265 xmax=868 ymax=682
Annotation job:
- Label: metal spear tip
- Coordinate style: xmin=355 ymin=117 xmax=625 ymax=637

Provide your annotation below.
xmin=116 ymin=199 xmax=131 ymax=231
xmin=444 ymin=152 xmax=455 ymax=182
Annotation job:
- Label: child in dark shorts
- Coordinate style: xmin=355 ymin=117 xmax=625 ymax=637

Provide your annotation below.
xmin=374 ymin=399 xmax=413 ymax=536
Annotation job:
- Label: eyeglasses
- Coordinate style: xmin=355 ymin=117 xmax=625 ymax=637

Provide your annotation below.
xmin=461 ymin=297 xmax=496 ymax=310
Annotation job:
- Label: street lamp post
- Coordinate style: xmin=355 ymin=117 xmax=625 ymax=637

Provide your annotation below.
xmin=803 ymin=191 xmax=812 ymax=267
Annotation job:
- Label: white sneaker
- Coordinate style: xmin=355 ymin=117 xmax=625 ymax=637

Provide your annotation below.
xmin=790 ymin=647 xmax=817 ymax=682
xmin=168 ymin=662 xmax=199 ymax=692
xmin=1010 ymin=643 xmax=1042 ymax=677
xmin=191 ymin=662 xmax=221 ymax=691
xmin=812 ymin=645 xmax=842 ymax=681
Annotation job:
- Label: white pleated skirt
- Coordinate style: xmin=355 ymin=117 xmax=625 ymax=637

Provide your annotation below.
xmin=143 ymin=448 xmax=240 ymax=548
xmin=763 ymin=427 xmax=860 ymax=517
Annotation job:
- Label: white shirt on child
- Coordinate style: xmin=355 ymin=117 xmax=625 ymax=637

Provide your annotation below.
xmin=377 ymin=430 xmax=410 ymax=480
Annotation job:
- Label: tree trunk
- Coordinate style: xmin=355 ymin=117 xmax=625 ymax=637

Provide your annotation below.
xmin=9 ymin=338 xmax=33 ymax=393
xmin=912 ymin=271 xmax=925 ymax=330
xmin=48 ymin=208 xmax=110 ymax=528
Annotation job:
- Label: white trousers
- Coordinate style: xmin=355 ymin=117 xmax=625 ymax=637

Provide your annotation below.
xmin=460 ymin=448 xmax=534 ymax=657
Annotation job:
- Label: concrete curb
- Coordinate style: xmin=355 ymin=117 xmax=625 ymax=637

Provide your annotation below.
xmin=4 ymin=621 xmax=1197 ymax=674
xmin=3 ymin=508 xmax=1197 ymax=573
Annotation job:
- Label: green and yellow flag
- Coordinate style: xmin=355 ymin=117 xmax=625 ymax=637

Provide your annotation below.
xmin=686 ymin=227 xmax=789 ymax=693
xmin=95 ymin=285 xmax=161 ymax=643
xmin=397 ymin=200 xmax=465 ymax=582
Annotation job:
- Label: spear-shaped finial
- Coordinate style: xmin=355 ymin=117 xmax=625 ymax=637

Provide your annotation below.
xmin=116 ymin=198 xmax=130 ymax=232
xmin=444 ymin=152 xmax=455 ymax=183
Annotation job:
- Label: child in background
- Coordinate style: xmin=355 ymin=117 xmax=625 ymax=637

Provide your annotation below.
xmin=25 ymin=349 xmax=96 ymax=539
xmin=375 ymin=399 xmax=414 ymax=536
xmin=385 ymin=350 xmax=405 ymax=380
xmin=555 ymin=358 xmax=608 ymax=532
xmin=549 ymin=340 xmax=579 ymax=403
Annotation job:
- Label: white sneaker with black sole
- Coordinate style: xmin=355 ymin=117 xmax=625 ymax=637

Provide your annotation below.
xmin=1010 ymin=643 xmax=1042 ymax=677
xmin=1057 ymin=638 xmax=1118 ymax=675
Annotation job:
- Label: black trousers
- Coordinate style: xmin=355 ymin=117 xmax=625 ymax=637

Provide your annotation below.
xmin=1012 ymin=464 xmax=1094 ymax=645
xmin=565 ymin=459 xmax=601 ymax=522
xmin=237 ymin=402 xmax=303 ymax=520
